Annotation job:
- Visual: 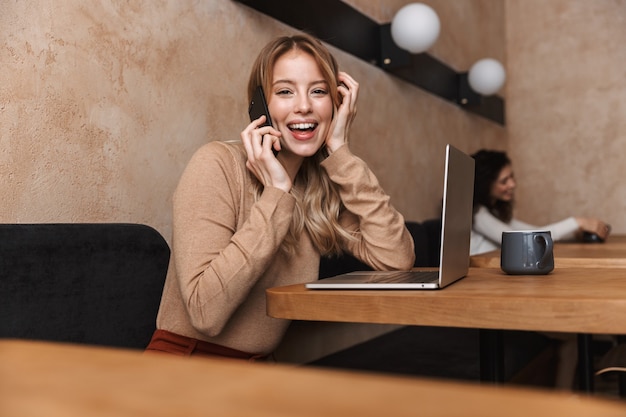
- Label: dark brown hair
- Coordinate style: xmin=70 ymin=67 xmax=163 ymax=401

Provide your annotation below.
xmin=471 ymin=149 xmax=513 ymax=222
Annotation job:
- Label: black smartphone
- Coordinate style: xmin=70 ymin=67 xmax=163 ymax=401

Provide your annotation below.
xmin=249 ymin=86 xmax=273 ymax=127
xmin=248 ymin=86 xmax=278 ymax=156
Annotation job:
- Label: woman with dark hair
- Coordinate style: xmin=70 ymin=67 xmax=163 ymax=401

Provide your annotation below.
xmin=145 ymin=34 xmax=415 ymax=360
xmin=470 ymin=149 xmax=610 ymax=255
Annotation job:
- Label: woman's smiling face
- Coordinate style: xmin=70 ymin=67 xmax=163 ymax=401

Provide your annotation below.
xmin=490 ymin=164 xmax=516 ymax=203
xmin=267 ymin=50 xmax=333 ymax=157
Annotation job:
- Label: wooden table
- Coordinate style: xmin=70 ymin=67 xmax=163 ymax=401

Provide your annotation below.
xmin=471 ymin=235 xmax=626 ymax=269
xmin=267 ymin=267 xmax=626 ymax=391
xmin=469 ymin=236 xmax=626 ymax=393
xmin=3 ymin=339 xmax=626 ymax=417
xmin=268 ymin=267 xmax=626 ymax=333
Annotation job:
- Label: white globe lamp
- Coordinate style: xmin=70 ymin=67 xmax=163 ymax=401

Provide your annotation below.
xmin=468 ymin=58 xmax=506 ymax=95
xmin=390 ymin=3 xmax=440 ymax=54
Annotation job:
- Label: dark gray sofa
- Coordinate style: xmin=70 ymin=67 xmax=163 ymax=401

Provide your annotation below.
xmin=0 ymin=223 xmax=170 ymax=349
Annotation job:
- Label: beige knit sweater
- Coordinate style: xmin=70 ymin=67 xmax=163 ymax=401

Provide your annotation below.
xmin=155 ymin=140 xmax=415 ymax=355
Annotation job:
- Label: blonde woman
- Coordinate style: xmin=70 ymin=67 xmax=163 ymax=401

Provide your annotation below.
xmin=146 ymin=34 xmax=415 ymax=360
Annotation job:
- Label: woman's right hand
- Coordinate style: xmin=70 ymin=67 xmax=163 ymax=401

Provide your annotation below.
xmin=576 ymin=217 xmax=611 ymax=240
xmin=240 ymin=115 xmax=291 ymax=193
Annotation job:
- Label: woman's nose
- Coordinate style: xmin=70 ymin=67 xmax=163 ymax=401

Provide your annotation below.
xmin=295 ymin=95 xmax=312 ymax=113
xmin=508 ymin=178 xmax=517 ymax=188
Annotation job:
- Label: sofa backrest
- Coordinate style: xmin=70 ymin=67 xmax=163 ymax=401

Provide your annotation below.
xmin=0 ymin=223 xmax=170 ymax=349
xmin=421 ymin=218 xmax=443 ymax=267
xmin=319 ymin=221 xmax=435 ymax=279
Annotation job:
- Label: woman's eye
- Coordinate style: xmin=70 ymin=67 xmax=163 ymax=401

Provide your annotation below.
xmin=276 ymin=90 xmax=291 ymax=95
xmin=312 ymin=88 xmax=328 ymax=95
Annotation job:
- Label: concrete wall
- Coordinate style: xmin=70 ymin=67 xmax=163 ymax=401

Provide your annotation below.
xmin=506 ymin=0 xmax=626 ymax=231
xmin=1 ymin=0 xmax=506 ymax=242
xmin=4 ymin=0 xmax=623 ymax=243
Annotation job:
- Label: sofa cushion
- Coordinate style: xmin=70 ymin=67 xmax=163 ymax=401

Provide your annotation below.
xmin=319 ymin=221 xmax=432 ymax=279
xmin=0 ymin=223 xmax=169 ymax=349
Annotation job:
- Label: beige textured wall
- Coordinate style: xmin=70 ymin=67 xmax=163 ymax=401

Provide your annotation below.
xmin=1 ymin=0 xmax=505 ymax=243
xmin=506 ymin=0 xmax=626 ymax=232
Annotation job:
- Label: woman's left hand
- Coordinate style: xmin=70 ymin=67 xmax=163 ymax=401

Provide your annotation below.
xmin=576 ymin=217 xmax=612 ymax=240
xmin=325 ymin=72 xmax=358 ymax=153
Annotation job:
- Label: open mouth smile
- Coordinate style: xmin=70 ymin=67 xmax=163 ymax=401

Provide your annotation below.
xmin=288 ymin=122 xmax=317 ymax=132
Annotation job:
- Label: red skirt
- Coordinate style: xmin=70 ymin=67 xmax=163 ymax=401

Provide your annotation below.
xmin=145 ymin=329 xmax=268 ymax=362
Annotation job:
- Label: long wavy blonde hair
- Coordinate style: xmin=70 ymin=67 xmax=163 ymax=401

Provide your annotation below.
xmin=247 ymin=34 xmax=357 ymax=256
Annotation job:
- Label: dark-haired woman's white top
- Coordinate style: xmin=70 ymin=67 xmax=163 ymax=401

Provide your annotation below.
xmin=470 ymin=206 xmax=580 ymax=255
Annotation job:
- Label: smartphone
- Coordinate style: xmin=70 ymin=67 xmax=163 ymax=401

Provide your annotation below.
xmin=248 ymin=86 xmax=278 ymax=156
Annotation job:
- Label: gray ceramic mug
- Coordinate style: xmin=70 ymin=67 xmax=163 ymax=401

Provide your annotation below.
xmin=500 ymin=230 xmax=554 ymax=275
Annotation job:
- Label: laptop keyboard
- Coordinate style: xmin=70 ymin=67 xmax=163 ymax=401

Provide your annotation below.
xmin=369 ymin=271 xmax=439 ymax=284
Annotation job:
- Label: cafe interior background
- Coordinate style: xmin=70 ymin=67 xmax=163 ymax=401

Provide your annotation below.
xmin=2 ymin=0 xmax=625 ymax=242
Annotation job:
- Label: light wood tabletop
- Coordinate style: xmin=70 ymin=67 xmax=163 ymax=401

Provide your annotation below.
xmin=2 ymin=339 xmax=626 ymax=417
xmin=267 ymin=266 xmax=626 ymax=391
xmin=267 ymin=267 xmax=626 ymax=334
xmin=471 ymin=235 xmax=626 ymax=269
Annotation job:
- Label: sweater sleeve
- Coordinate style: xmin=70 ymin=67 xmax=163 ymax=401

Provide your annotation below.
xmin=473 ymin=206 xmax=513 ymax=245
xmin=321 ymin=145 xmax=415 ymax=271
xmin=171 ymin=142 xmax=295 ymax=336
xmin=537 ymin=217 xmax=579 ymax=241
xmin=474 ymin=205 xmax=580 ymax=245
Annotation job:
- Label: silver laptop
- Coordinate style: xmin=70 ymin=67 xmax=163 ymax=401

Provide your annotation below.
xmin=306 ymin=144 xmax=475 ymax=290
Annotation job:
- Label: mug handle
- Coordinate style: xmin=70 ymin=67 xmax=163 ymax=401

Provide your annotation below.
xmin=534 ymin=234 xmax=553 ymax=268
